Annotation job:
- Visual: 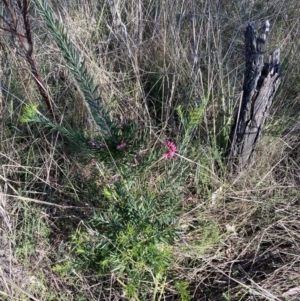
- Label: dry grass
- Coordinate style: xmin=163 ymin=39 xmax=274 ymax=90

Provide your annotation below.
xmin=0 ymin=0 xmax=300 ymax=300
xmin=173 ymin=139 xmax=300 ymax=300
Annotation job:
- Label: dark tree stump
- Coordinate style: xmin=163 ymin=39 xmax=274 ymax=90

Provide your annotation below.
xmin=226 ymin=22 xmax=282 ymax=172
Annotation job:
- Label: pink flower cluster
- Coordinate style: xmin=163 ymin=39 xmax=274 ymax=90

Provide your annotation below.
xmin=182 ymin=196 xmax=193 ymax=207
xmin=117 ymin=141 xmax=126 ymax=150
xmin=104 ymin=174 xmax=119 ymax=185
xmin=162 ymin=141 xmax=177 ymax=160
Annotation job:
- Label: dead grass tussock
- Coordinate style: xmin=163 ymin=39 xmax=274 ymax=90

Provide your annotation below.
xmin=174 ymin=200 xmax=300 ymax=300
xmin=173 ymin=134 xmax=300 ymax=300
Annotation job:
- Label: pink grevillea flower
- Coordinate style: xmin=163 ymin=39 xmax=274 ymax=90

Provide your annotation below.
xmin=162 ymin=140 xmax=177 ymax=160
xmin=91 ymin=158 xmax=96 ymax=164
xmin=112 ymin=174 xmax=119 ymax=182
xmin=104 ymin=174 xmax=119 ymax=186
xmin=117 ymin=141 xmax=126 ymax=150
xmin=182 ymin=196 xmax=193 ymax=207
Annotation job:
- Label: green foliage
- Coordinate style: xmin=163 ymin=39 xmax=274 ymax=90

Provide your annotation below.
xmin=19 ymin=104 xmax=142 ymax=166
xmin=192 ymin=215 xmax=221 ymax=255
xmin=5 ymin=0 xmax=299 ymax=300
xmin=222 ymin=293 xmax=232 ymax=301
xmin=52 ymin=261 xmax=73 ymax=276
xmin=177 ymin=95 xmax=209 ymax=134
xmin=19 ymin=104 xmax=39 ymax=123
xmin=176 ymin=96 xmax=210 ymax=153
xmin=176 ymin=104 xmax=201 ymax=134
xmin=34 ymin=0 xmax=112 ymax=137
xmin=20 ymin=103 xmax=92 ymax=150
xmin=19 ymin=1 xmax=143 ymax=164
xmin=72 ymin=180 xmax=180 ymax=295
xmin=175 ymin=281 xmax=191 ymax=301
xmin=15 ymin=204 xmax=50 ymax=264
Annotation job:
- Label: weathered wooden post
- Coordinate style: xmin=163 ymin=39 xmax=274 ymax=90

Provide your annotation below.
xmin=226 ymin=21 xmax=282 ymax=172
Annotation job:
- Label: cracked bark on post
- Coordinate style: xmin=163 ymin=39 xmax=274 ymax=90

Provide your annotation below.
xmin=226 ymin=22 xmax=282 ymax=172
